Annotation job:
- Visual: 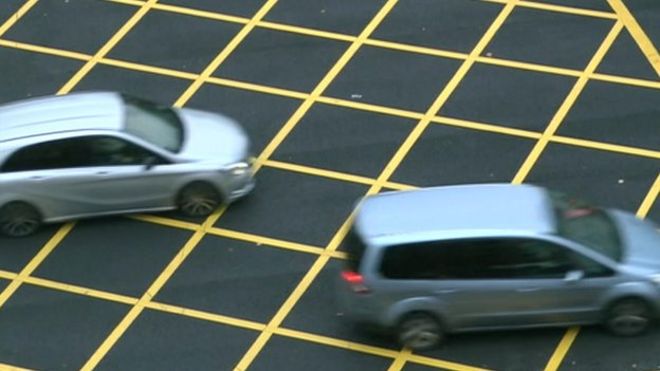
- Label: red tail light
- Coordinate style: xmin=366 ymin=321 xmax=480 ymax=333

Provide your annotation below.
xmin=341 ymin=270 xmax=370 ymax=294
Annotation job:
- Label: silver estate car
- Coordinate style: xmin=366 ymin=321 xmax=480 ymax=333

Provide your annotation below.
xmin=0 ymin=92 xmax=255 ymax=237
xmin=337 ymin=183 xmax=660 ymax=350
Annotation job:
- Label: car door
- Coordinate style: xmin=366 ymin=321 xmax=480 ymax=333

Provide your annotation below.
xmin=62 ymin=135 xmax=185 ymax=213
xmin=425 ymin=239 xmax=557 ymax=330
xmin=501 ymin=238 xmax=621 ymax=326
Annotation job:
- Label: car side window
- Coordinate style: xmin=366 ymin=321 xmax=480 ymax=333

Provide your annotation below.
xmin=469 ymin=239 xmax=614 ymax=279
xmin=1 ymin=138 xmax=86 ymax=172
xmin=83 ymin=136 xmax=159 ymax=166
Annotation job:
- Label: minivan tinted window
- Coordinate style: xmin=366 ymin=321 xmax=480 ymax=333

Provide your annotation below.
xmin=380 ymin=238 xmax=613 ymax=280
xmin=343 ymin=228 xmax=367 ymax=272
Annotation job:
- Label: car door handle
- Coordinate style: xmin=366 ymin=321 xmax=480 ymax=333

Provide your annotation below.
xmin=434 ymin=289 xmax=458 ymax=294
xmin=516 ymin=287 xmax=541 ymax=292
xmin=96 ymin=171 xmax=110 ymax=175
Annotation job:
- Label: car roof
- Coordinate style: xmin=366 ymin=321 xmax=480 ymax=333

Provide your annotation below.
xmin=354 ymin=183 xmax=557 ymax=242
xmin=0 ymin=91 xmax=124 ymax=143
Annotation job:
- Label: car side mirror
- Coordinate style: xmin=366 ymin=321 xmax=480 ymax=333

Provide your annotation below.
xmin=564 ymin=270 xmax=584 ymax=283
xmin=144 ymin=156 xmax=158 ymax=170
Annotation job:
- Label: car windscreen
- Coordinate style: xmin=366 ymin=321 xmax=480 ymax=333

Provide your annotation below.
xmin=343 ymin=227 xmax=367 ymax=272
xmin=550 ymin=191 xmax=622 ymax=262
xmin=123 ymin=96 xmax=184 ymax=153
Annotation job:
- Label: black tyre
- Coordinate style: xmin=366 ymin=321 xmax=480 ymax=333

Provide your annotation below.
xmin=0 ymin=202 xmax=42 ymax=237
xmin=604 ymin=298 xmax=652 ymax=337
xmin=177 ymin=183 xmax=222 ymax=217
xmin=397 ymin=312 xmax=444 ymax=351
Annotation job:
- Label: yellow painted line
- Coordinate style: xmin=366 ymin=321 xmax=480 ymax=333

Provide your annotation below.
xmin=276 ymin=327 xmax=400 ymax=358
xmin=58 ymin=0 xmax=158 ymax=95
xmin=128 ymin=214 xmax=200 ymax=231
xmin=100 ymin=57 xmax=199 ymax=80
xmin=0 ymin=270 xmax=17 ymax=280
xmin=263 ymin=159 xmax=377 ymax=186
xmin=409 ymin=354 xmax=493 ymax=371
xmin=365 ymin=38 xmax=468 ymax=60
xmin=146 ymin=301 xmax=266 ymax=332
xmin=152 ymin=3 xmax=249 ymax=25
xmin=105 ymin=0 xmax=146 ymax=6
xmin=0 ymin=0 xmax=38 ymax=37
xmin=81 ymin=228 xmax=207 ymax=370
xmin=25 ymin=276 xmax=138 ymax=306
xmin=81 ymin=0 xmax=276 ymax=366
xmin=387 ymin=348 xmax=412 ymax=371
xmin=207 ymin=227 xmax=327 ymax=256
xmin=259 ymin=21 xmax=355 ymax=42
xmin=174 ymin=0 xmax=278 ymax=107
xmin=591 ymin=72 xmax=660 ymax=89
xmin=512 ymin=21 xmax=624 ymax=184
xmin=0 ymin=363 xmax=35 ymax=371
xmin=550 ymin=136 xmax=660 ymax=159
xmin=433 ymin=116 xmax=542 ymax=140
xmin=205 ymin=76 xmax=309 ymax=100
xmin=374 ymin=0 xmax=520 ymax=189
xmin=233 ymin=4 xmax=402 ymax=368
xmin=0 ymin=223 xmax=75 ymax=308
xmin=608 ymin=0 xmax=660 ymax=77
xmin=477 ymin=56 xmax=582 ymax=78
xmin=637 ymin=173 xmax=660 ymax=219
xmin=383 ymin=181 xmax=418 ymax=190
xmin=317 ymin=96 xmax=425 ymax=120
xmin=0 ymin=39 xmax=91 ymax=61
xmin=517 ymin=0 xmax=617 ymax=20
xmin=252 ymin=0 xmax=400 ymax=171
xmin=543 ymin=327 xmax=580 ymax=371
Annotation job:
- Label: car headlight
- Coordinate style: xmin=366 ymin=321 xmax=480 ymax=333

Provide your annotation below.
xmin=228 ymin=161 xmax=250 ymax=176
xmin=651 ymin=274 xmax=660 ymax=284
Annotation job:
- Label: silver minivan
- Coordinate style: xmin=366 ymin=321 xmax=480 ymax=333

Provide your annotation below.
xmin=337 ymin=183 xmax=660 ymax=350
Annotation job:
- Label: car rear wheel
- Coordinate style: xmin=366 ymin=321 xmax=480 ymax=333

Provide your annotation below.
xmin=177 ymin=182 xmax=222 ymax=217
xmin=0 ymin=202 xmax=42 ymax=237
xmin=397 ymin=312 xmax=444 ymax=351
xmin=605 ymin=298 xmax=652 ymax=337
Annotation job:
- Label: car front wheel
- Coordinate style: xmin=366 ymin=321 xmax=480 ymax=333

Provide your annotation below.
xmin=397 ymin=312 xmax=444 ymax=351
xmin=605 ymin=298 xmax=652 ymax=337
xmin=177 ymin=182 xmax=222 ymax=217
xmin=0 ymin=202 xmax=42 ymax=237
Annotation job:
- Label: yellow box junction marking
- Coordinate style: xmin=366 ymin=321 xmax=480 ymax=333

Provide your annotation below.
xmin=512 ymin=21 xmax=624 ymax=184
xmin=608 ymin=0 xmax=660 ymax=78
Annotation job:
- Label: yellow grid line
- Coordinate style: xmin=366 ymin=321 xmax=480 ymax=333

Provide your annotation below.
xmin=607 ymin=0 xmax=660 ymax=77
xmin=79 ymin=2 xmax=280 ymax=369
xmin=64 ymin=0 xmax=657 ymax=90
xmin=0 ymin=0 xmax=38 ymax=38
xmin=0 ymin=0 xmax=160 ymax=353
xmin=232 ymin=1 xmax=403 ymax=369
xmin=512 ymin=21 xmax=624 ymax=184
xmin=0 ymin=0 xmax=656 ymax=368
xmin=57 ymin=0 xmax=158 ymax=95
xmin=0 ymin=363 xmax=35 ymax=371
xmin=637 ymin=173 xmax=660 ymax=219
xmin=360 ymin=2 xmax=521 ymax=369
xmin=0 ymin=267 xmax=482 ymax=371
xmin=114 ymin=0 xmax=618 ymax=22
xmin=543 ymin=327 xmax=580 ymax=371
xmin=523 ymin=21 xmax=625 ymax=371
xmin=1 ymin=38 xmax=658 ymax=162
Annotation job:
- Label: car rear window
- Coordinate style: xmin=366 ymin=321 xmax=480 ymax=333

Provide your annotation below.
xmin=343 ymin=228 xmax=367 ymax=272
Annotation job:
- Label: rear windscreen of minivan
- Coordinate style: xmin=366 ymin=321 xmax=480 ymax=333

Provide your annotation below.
xmin=343 ymin=228 xmax=366 ymax=272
